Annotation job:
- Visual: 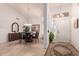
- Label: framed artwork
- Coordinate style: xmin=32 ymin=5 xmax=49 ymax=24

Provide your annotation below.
xmin=74 ymin=19 xmax=79 ymax=29
xmin=32 ymin=24 xmax=40 ymax=32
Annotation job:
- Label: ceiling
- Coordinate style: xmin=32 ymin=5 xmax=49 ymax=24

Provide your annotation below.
xmin=6 ymin=3 xmax=72 ymax=19
xmin=48 ymin=3 xmax=72 ymax=8
xmin=7 ymin=3 xmax=44 ymax=19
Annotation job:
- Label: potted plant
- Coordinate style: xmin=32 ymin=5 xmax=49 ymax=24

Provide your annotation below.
xmin=23 ymin=26 xmax=30 ymax=33
xmin=22 ymin=26 xmax=30 ymax=39
xmin=49 ymin=32 xmax=54 ymax=43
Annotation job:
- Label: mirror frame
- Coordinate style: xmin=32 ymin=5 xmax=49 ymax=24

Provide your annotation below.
xmin=12 ymin=22 xmax=19 ymax=32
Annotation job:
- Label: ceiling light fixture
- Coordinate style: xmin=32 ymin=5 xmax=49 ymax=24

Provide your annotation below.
xmin=59 ymin=4 xmax=64 ymax=17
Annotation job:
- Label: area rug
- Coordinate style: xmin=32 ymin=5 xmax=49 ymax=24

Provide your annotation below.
xmin=45 ymin=42 xmax=79 ymax=56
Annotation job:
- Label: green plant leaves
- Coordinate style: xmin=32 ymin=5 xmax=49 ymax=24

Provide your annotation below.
xmin=49 ymin=32 xmax=54 ymax=43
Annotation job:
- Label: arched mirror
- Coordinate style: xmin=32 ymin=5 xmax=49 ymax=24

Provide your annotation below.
xmin=12 ymin=22 xmax=19 ymax=32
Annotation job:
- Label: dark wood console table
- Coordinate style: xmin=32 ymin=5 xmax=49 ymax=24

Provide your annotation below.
xmin=8 ymin=32 xmax=22 ymax=42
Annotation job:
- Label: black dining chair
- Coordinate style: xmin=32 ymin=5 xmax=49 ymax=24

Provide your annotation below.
xmin=32 ymin=31 xmax=39 ymax=43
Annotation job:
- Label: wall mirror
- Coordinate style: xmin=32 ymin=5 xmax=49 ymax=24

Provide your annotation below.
xmin=12 ymin=22 xmax=19 ymax=32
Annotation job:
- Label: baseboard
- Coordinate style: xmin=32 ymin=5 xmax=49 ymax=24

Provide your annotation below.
xmin=44 ymin=43 xmax=52 ymax=56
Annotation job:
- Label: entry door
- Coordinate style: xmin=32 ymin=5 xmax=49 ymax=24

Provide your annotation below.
xmin=54 ymin=18 xmax=71 ymax=42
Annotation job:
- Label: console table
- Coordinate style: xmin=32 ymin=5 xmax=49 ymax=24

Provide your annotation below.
xmin=8 ymin=32 xmax=22 ymax=42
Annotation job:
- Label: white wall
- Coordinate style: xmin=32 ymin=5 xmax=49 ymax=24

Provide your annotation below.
xmin=71 ymin=4 xmax=79 ymax=50
xmin=0 ymin=4 xmax=27 ymax=43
